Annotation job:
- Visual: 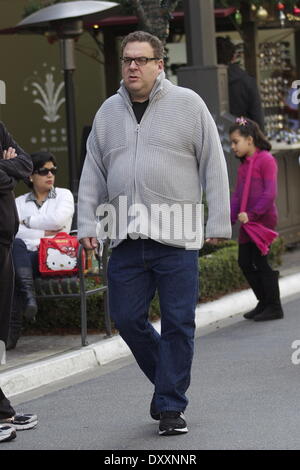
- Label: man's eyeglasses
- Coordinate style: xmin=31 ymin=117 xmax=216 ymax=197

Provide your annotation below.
xmin=35 ymin=167 xmax=57 ymax=176
xmin=120 ymin=57 xmax=160 ymax=66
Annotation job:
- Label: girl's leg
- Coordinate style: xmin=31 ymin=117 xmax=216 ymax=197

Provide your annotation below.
xmin=251 ymin=245 xmax=284 ymax=322
xmin=238 ymin=243 xmax=266 ymax=319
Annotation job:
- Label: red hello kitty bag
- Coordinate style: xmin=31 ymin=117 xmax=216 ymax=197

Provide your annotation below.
xmin=38 ymin=232 xmax=80 ymax=276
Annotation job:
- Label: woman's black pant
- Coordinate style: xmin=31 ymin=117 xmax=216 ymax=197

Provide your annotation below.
xmin=0 ymin=243 xmax=14 ymax=345
xmin=0 ymin=243 xmax=16 ymax=419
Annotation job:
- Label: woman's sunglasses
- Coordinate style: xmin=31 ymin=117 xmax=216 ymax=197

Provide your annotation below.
xmin=34 ymin=166 xmax=57 ymax=176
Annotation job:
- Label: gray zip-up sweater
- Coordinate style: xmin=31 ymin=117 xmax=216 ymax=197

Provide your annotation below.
xmin=78 ymin=72 xmax=232 ymax=249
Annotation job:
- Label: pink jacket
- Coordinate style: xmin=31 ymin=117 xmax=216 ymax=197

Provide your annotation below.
xmin=230 ymin=150 xmax=278 ymax=244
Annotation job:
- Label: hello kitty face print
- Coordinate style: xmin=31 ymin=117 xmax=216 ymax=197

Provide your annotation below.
xmin=46 ymin=247 xmax=77 ymax=271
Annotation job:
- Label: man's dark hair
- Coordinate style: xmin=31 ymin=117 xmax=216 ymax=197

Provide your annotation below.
xmin=121 ymin=31 xmax=165 ymax=59
xmin=27 ymin=151 xmax=57 ymax=188
xmin=216 ymin=36 xmax=236 ymax=65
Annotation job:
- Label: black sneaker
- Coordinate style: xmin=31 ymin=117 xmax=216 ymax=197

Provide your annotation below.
xmin=159 ymin=411 xmax=188 ymax=436
xmin=0 ymin=424 xmax=17 ymax=443
xmin=0 ymin=413 xmax=38 ymax=431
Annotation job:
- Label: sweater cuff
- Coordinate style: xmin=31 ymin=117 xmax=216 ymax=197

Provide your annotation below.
xmin=22 ymin=216 xmax=31 ymax=228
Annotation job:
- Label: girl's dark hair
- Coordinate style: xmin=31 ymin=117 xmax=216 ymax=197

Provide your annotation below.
xmin=27 ymin=151 xmax=57 ymax=188
xmin=229 ymin=118 xmax=272 ymax=152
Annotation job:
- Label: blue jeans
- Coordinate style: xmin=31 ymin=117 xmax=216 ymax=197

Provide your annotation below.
xmin=108 ymin=238 xmax=199 ymax=412
xmin=12 ymin=238 xmax=39 ymax=276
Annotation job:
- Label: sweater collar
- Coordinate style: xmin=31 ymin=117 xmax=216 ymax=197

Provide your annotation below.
xmin=118 ymin=71 xmax=170 ymax=105
xmin=26 ymin=186 xmax=56 ymax=207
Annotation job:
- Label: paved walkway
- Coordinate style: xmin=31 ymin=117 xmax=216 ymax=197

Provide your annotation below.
xmin=1 ymin=245 xmax=299 ymax=398
xmin=2 ymin=294 xmax=300 ymax=450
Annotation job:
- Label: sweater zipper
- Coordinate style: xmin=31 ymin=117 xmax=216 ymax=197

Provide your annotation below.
xmin=133 ymin=124 xmax=140 ymax=232
xmin=120 ymin=89 xmax=160 ymax=232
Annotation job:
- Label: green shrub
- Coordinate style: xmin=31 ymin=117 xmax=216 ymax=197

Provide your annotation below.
xmin=199 ymin=245 xmax=245 ymax=301
xmin=269 ymin=236 xmax=285 ymax=267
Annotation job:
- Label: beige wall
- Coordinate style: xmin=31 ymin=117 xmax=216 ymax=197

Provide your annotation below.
xmin=0 ymin=0 xmax=106 ymax=192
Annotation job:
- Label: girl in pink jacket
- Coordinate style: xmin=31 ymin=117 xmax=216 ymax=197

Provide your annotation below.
xmin=229 ymin=117 xmax=284 ymax=322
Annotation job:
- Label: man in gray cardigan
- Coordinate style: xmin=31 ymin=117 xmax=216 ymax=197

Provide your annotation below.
xmin=78 ymin=31 xmax=231 ymax=436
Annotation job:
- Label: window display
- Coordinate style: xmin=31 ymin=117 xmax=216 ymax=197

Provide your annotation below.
xmin=259 ymin=40 xmax=300 ymax=143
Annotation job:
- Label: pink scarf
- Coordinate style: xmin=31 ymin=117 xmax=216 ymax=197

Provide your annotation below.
xmin=240 ymin=152 xmax=278 ymax=255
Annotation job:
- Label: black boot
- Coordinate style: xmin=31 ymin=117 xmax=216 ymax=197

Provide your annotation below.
xmin=15 ymin=267 xmax=37 ymax=321
xmin=254 ymin=271 xmax=284 ymax=322
xmin=6 ymin=295 xmax=23 ymax=350
xmin=242 ymin=270 xmax=266 ymax=320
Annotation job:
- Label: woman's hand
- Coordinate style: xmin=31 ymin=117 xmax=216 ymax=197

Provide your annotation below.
xmin=3 ymin=147 xmax=17 ymax=159
xmin=238 ymin=212 xmax=249 ymax=224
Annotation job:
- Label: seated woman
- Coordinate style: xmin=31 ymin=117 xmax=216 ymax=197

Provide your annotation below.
xmin=7 ymin=151 xmax=75 ymax=350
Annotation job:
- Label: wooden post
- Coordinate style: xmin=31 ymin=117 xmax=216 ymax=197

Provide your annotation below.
xmin=178 ymin=0 xmax=229 ymax=116
xmin=183 ymin=0 xmax=217 ymax=67
xmin=240 ymin=1 xmax=258 ymax=79
xmin=103 ymin=28 xmax=120 ymax=97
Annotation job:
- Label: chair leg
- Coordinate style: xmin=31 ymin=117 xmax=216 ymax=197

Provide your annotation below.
xmin=80 ymin=289 xmax=88 ymax=347
xmin=104 ymin=288 xmax=112 ymax=337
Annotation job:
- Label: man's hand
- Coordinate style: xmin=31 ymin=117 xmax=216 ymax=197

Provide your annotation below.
xmin=3 ymin=147 xmax=17 ymax=159
xmin=205 ymin=238 xmax=228 ymax=245
xmin=80 ymin=237 xmax=99 ymax=250
xmin=238 ymin=212 xmax=249 ymax=224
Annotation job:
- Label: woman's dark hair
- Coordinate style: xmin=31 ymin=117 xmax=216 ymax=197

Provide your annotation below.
xmin=229 ymin=117 xmax=272 ymax=152
xmin=27 ymin=151 xmax=57 ymax=188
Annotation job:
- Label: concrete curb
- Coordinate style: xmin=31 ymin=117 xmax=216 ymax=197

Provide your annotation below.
xmin=1 ymin=272 xmax=300 ymax=398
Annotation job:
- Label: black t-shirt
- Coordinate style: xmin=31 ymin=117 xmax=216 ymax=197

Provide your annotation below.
xmin=132 ymin=100 xmax=149 ymax=124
